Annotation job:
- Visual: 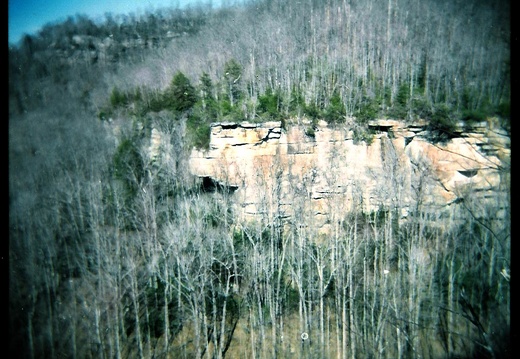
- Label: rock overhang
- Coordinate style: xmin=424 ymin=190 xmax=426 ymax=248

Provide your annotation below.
xmin=187 ymin=118 xmax=510 ymax=229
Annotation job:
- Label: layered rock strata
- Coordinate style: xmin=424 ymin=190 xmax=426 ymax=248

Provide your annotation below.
xmin=188 ymin=119 xmax=510 ymax=230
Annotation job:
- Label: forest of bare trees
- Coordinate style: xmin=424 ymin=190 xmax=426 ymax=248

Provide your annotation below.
xmin=9 ymin=0 xmax=510 ymax=358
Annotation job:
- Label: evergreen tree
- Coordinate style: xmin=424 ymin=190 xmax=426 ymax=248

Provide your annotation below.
xmin=165 ymin=71 xmax=198 ymax=112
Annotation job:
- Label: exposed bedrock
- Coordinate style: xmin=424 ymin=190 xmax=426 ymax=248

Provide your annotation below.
xmin=187 ymin=118 xmax=510 ymax=230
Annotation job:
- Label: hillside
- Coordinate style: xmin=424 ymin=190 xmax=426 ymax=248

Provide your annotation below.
xmin=9 ymin=0 xmax=510 ymax=358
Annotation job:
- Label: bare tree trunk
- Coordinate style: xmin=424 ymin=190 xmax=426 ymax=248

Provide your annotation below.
xmin=130 ymin=266 xmax=145 ymax=359
xmin=348 ymin=219 xmax=357 ymax=359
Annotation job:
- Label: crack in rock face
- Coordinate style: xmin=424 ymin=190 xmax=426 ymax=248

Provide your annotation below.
xmin=185 ymin=119 xmax=510 ymax=230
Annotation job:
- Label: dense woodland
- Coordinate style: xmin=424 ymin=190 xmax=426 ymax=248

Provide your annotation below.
xmin=9 ymin=0 xmax=510 ymax=358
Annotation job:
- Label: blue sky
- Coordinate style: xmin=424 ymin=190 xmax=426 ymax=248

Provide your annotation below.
xmin=8 ymin=0 xmax=224 ymax=46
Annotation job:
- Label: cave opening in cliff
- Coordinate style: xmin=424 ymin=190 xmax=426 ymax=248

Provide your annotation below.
xmin=200 ymin=176 xmax=239 ymax=193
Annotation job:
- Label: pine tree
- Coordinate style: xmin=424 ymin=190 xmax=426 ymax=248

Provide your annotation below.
xmin=165 ymin=71 xmax=198 ymax=113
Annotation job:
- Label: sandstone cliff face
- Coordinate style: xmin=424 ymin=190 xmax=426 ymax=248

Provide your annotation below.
xmin=188 ymin=118 xmax=510 ymax=229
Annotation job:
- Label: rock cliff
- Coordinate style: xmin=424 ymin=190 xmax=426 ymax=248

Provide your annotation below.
xmin=188 ymin=118 xmax=510 ymax=230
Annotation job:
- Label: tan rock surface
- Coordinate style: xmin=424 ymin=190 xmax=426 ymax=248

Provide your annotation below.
xmin=186 ymin=119 xmax=510 ymax=227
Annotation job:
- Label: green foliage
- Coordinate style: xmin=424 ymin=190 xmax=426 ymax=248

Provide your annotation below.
xmin=217 ymin=95 xmax=244 ymax=122
xmin=461 ymin=108 xmax=488 ymax=123
xmin=460 ymin=86 xmax=476 ymax=111
xmin=324 ymin=91 xmax=346 ymax=124
xmin=304 ymin=102 xmax=322 ymax=121
xmin=429 ymin=104 xmax=454 ymax=126
xmin=219 ymin=96 xmax=233 ymax=116
xmin=97 ymin=107 xmax=113 ymax=121
xmin=186 ymin=74 xmax=220 ymax=150
xmin=387 ymin=83 xmax=410 ymax=120
xmin=113 ymin=137 xmax=144 ymax=199
xmin=223 ymin=58 xmax=243 ymax=103
xmin=280 ymin=117 xmax=287 ymax=130
xmin=232 ymin=228 xmax=249 ymax=250
xmin=110 ymin=86 xmax=128 ymax=108
xmin=10 ymin=2 xmax=511 ymax=358
xmin=496 ymin=101 xmax=510 ymax=119
xmin=416 ymin=54 xmax=428 ymax=93
xmin=200 ymin=72 xmax=214 ymax=96
xmin=109 ymin=86 xmax=143 ymax=109
xmin=257 ymin=87 xmax=283 ymax=120
xmin=282 ymin=285 xmax=300 ymax=313
xmin=288 ymin=86 xmax=305 ymax=116
xmin=258 ymin=88 xmax=278 ymax=115
xmin=410 ymin=95 xmax=432 ymax=120
xmin=132 ymin=87 xmax=142 ymax=102
xmin=352 ymin=125 xmax=375 ymax=145
xmin=496 ymin=101 xmax=510 ymax=133
xmin=146 ymin=91 xmax=170 ymax=113
xmin=396 ymin=83 xmax=410 ymax=107
xmin=354 ymin=97 xmax=379 ymax=124
xmin=305 ymin=126 xmax=316 ymax=138
xmin=187 ymin=114 xmax=211 ymax=150
xmin=164 ymin=71 xmax=198 ymax=112
xmin=426 ymin=104 xmax=458 ymax=143
xmin=126 ymin=87 xmax=143 ymax=104
xmin=199 ymin=72 xmax=219 ymax=119
xmin=219 ymin=98 xmax=246 ymax=123
xmin=224 ymin=59 xmax=242 ymax=83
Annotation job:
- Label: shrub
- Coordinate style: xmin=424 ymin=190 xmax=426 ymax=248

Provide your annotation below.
xmin=461 ymin=109 xmax=487 ymax=123
xmin=304 ymin=102 xmax=322 ymax=121
xmin=496 ymin=101 xmax=510 ymax=119
xmin=410 ymin=95 xmax=432 ymax=120
xmin=429 ymin=104 xmax=454 ymax=127
xmin=387 ymin=103 xmax=407 ymax=120
xmin=324 ymin=92 xmax=346 ymax=124
xmin=147 ymin=92 xmax=170 ymax=113
xmin=187 ymin=114 xmax=211 ymax=150
xmin=352 ymin=126 xmax=374 ymax=145
xmin=354 ymin=99 xmax=379 ymax=124
xmin=110 ymin=86 xmax=128 ymax=108
xmin=305 ymin=126 xmax=316 ymax=138
xmin=97 ymin=107 xmax=113 ymax=121
xmin=193 ymin=123 xmax=211 ymax=150
xmin=387 ymin=83 xmax=411 ymax=120
xmin=257 ymin=88 xmax=282 ymax=120
xmin=288 ymin=87 xmax=305 ymax=116
xmin=426 ymin=104 xmax=458 ymax=143
xmin=219 ymin=96 xmax=233 ymax=116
